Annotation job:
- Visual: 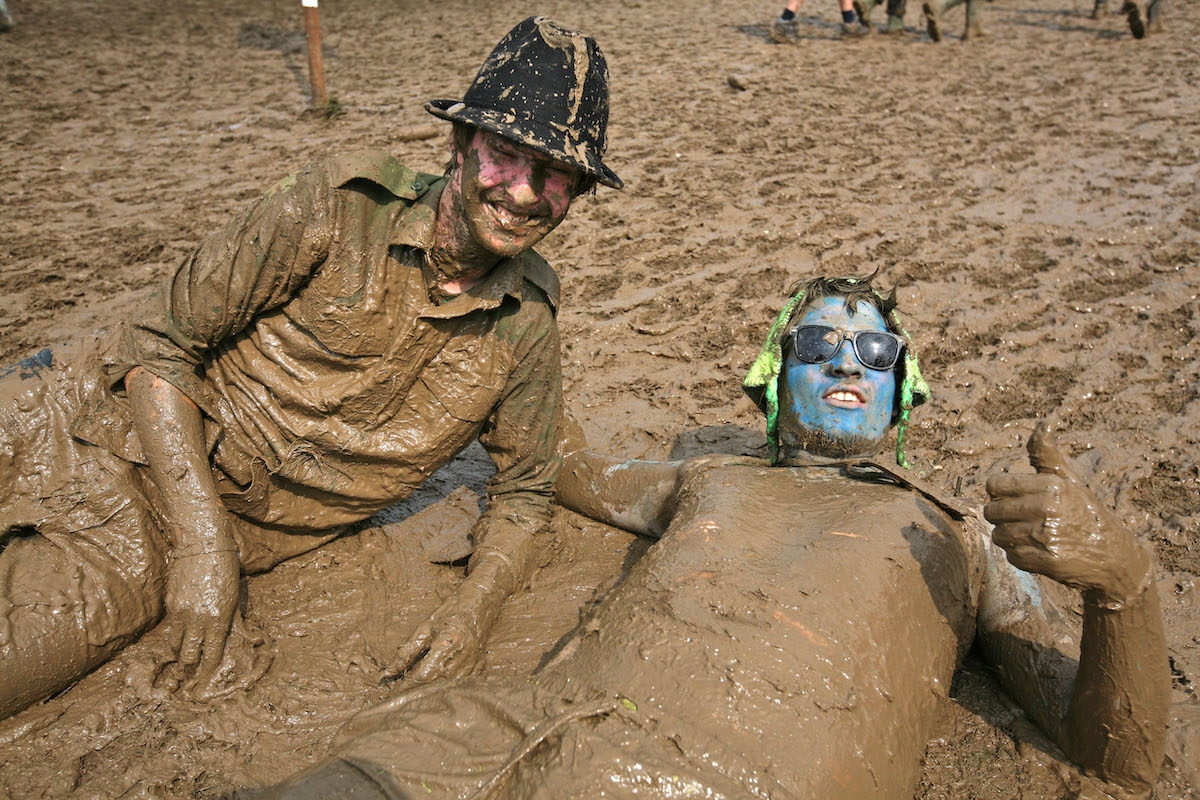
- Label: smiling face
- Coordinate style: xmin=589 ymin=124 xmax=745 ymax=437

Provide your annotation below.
xmin=777 ymin=296 xmax=897 ymax=459
xmin=445 ymin=128 xmax=580 ymax=259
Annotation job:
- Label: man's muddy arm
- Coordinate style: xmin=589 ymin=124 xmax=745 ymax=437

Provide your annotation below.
xmin=385 ymin=313 xmax=562 ymax=683
xmin=981 ymin=423 xmax=1170 ymax=795
xmin=110 ymin=161 xmax=337 ymax=415
xmin=556 ymin=414 xmax=769 ymax=538
xmin=126 ymin=367 xmax=242 ymax=692
xmin=1066 ymin=569 xmax=1169 ymax=794
xmin=975 ymin=533 xmax=1169 ymax=796
xmin=556 ymin=451 xmax=683 ymax=539
xmin=556 ymin=412 xmax=683 ymax=538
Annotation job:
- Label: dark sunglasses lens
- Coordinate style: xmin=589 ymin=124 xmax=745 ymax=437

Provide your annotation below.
xmin=792 ymin=326 xmax=839 ymax=363
xmin=854 ymin=332 xmax=902 ymax=370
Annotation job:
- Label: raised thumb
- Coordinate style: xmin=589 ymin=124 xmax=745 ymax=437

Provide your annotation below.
xmin=1026 ymin=421 xmax=1076 ymax=480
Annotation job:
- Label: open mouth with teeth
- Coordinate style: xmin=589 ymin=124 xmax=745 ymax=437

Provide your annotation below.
xmin=484 ymin=199 xmax=542 ymax=233
xmin=823 ymin=386 xmax=867 ymax=409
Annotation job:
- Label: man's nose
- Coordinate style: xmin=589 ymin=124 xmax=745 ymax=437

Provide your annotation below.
xmin=505 ymin=164 xmax=545 ymax=210
xmin=824 ymin=341 xmax=864 ymax=377
xmin=508 ymin=179 xmax=538 ymax=209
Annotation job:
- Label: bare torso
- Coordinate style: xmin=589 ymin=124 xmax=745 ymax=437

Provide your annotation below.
xmin=327 ymin=464 xmax=988 ymax=799
xmin=530 ymin=464 xmax=984 ymax=797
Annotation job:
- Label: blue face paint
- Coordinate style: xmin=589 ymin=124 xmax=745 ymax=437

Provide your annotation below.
xmin=778 ymin=297 xmax=896 ymax=458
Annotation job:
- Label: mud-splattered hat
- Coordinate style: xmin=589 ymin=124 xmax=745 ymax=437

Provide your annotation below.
xmin=426 ymin=16 xmax=622 ymax=190
xmin=742 ymin=275 xmax=930 ymax=468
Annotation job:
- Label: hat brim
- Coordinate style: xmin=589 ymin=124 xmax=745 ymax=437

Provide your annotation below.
xmin=426 ymin=99 xmax=623 ymax=190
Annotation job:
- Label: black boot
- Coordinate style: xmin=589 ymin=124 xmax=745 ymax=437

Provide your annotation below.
xmin=1121 ymin=0 xmax=1146 ymax=38
xmin=923 ymin=0 xmax=945 ymax=40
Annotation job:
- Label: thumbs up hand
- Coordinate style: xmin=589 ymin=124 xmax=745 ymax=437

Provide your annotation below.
xmin=984 ymin=422 xmax=1155 ymax=610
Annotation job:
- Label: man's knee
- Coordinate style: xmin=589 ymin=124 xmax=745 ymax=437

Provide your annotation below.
xmin=0 ymin=512 xmax=166 ymax=719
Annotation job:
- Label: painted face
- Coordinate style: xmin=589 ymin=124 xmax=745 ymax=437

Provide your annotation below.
xmin=448 ymin=129 xmax=580 ymax=258
xmin=778 ymin=297 xmax=897 ymax=458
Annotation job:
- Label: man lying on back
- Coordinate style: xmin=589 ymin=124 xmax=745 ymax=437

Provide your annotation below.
xmin=259 ymin=273 xmax=1169 ymax=799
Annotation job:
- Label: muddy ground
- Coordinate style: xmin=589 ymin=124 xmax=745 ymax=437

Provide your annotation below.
xmin=0 ymin=0 xmax=1197 ymax=797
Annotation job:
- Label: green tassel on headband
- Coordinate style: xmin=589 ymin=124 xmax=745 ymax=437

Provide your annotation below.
xmin=741 ymin=277 xmax=930 ymax=467
xmin=886 ymin=312 xmax=930 ymax=468
xmin=741 ymin=289 xmax=808 ymax=463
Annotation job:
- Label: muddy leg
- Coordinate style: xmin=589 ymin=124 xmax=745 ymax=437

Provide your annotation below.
xmin=1145 ymin=0 xmax=1163 ymax=31
xmin=0 ymin=508 xmax=166 ymax=720
xmin=853 ymin=0 xmax=878 ymax=28
xmin=963 ymin=0 xmax=985 ymax=39
xmin=1 ymin=536 xmax=89 ymax=718
xmin=922 ymin=0 xmax=942 ymax=40
xmin=881 ymin=0 xmax=907 ymax=32
xmin=923 ymin=0 xmax=964 ymax=40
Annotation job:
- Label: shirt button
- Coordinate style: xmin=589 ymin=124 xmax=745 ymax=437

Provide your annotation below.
xmin=411 ymin=180 xmax=424 ymax=192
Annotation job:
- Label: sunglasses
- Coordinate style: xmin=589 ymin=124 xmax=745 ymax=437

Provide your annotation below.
xmin=790 ymin=325 xmax=906 ymax=372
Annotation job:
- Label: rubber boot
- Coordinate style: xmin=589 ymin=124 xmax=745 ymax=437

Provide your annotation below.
xmin=963 ymin=0 xmax=985 ymax=39
xmin=1090 ymin=0 xmax=1107 ymax=18
xmin=922 ymin=0 xmax=946 ymax=41
xmin=1121 ymin=0 xmax=1146 ymax=38
xmin=883 ymin=13 xmax=905 ymax=32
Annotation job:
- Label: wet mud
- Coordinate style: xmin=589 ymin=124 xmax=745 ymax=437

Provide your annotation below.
xmin=0 ymin=0 xmax=1198 ymax=797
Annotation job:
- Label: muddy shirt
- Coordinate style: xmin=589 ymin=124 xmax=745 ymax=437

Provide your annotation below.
xmin=73 ymin=150 xmax=562 ymax=563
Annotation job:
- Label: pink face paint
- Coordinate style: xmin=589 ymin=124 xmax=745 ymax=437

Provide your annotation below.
xmin=453 ymin=129 xmax=580 ymax=258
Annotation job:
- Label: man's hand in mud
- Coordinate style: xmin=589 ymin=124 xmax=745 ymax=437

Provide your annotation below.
xmin=382 ymin=574 xmax=499 ymax=685
xmin=983 ymin=421 xmax=1154 ymax=608
xmin=128 ymin=549 xmax=270 ymax=702
xmin=164 ymin=548 xmax=240 ymax=682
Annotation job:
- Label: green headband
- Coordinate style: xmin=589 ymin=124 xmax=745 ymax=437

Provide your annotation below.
xmin=741 ymin=281 xmax=930 ymax=468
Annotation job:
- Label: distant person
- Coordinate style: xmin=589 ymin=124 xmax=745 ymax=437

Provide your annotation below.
xmin=0 ymin=16 xmax=622 ymax=721
xmin=854 ymin=0 xmax=909 ymax=33
xmin=1119 ymin=0 xmax=1165 ymax=38
xmin=922 ymin=0 xmax=985 ymax=41
xmin=770 ymin=0 xmax=869 ymax=39
xmin=256 ymin=274 xmax=1169 ymax=800
xmin=0 ymin=0 xmax=13 ymax=33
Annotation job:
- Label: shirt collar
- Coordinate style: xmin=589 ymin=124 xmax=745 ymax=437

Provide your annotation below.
xmin=390 ymin=178 xmax=537 ymax=319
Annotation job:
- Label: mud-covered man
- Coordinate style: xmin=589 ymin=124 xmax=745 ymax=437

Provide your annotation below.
xmin=260 ymin=274 xmax=1169 ymax=800
xmin=0 ymin=16 xmax=622 ymax=720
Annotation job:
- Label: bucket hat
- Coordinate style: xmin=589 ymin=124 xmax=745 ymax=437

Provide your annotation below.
xmin=427 ymin=16 xmax=622 ymax=189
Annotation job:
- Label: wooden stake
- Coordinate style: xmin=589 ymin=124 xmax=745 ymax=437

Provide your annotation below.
xmin=302 ymin=0 xmax=327 ymax=109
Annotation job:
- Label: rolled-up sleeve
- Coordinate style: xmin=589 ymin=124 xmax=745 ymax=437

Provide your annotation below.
xmin=106 ymin=163 xmax=337 ymax=415
xmin=470 ymin=300 xmax=562 ymax=592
